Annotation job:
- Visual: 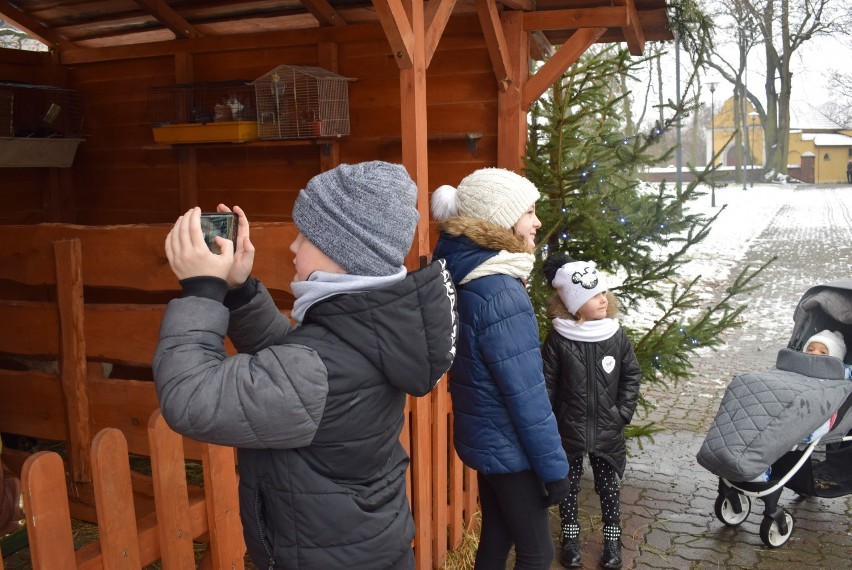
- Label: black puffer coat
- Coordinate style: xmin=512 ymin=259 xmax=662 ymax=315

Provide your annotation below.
xmin=154 ymin=261 xmax=457 ymax=569
xmin=542 ymin=324 xmax=641 ymax=477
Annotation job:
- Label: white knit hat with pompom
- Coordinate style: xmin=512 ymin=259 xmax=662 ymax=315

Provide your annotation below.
xmin=430 ymin=168 xmax=540 ymax=229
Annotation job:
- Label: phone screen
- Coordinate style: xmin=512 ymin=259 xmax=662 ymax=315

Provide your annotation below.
xmin=200 ymin=213 xmax=238 ymax=254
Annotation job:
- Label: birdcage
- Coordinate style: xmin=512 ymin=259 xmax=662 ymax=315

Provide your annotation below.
xmin=148 ymin=80 xmax=258 ymax=144
xmin=0 ymin=82 xmax=85 ymax=167
xmin=252 ymin=65 xmax=354 ymax=140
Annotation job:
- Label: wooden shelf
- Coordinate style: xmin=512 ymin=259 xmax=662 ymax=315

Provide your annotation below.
xmin=143 ymin=137 xmax=345 ymax=150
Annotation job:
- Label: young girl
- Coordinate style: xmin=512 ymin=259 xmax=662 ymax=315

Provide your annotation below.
xmin=541 ymin=253 xmax=641 ymax=570
xmin=431 ymin=168 xmax=569 ymax=570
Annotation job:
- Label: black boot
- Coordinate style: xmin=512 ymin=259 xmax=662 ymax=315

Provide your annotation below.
xmin=599 ymin=538 xmax=622 ymax=569
xmin=560 ymin=536 xmax=581 ymax=568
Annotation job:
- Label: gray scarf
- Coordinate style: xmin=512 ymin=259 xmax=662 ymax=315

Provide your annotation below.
xmin=290 ymin=267 xmax=407 ymax=323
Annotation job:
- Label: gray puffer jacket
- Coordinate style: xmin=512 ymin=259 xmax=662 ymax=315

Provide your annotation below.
xmin=153 ymin=260 xmax=457 ymax=570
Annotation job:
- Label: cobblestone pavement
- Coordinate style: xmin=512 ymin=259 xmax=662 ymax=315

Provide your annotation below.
xmin=551 ymin=185 xmax=852 ymax=569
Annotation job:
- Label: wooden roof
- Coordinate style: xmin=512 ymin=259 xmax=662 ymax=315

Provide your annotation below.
xmin=2 ymin=0 xmax=672 ymax=55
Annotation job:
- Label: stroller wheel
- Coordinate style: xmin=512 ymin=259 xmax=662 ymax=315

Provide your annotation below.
xmin=714 ymin=492 xmax=751 ymax=526
xmin=759 ymin=511 xmax=794 ymax=547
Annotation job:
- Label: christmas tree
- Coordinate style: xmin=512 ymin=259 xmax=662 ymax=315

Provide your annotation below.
xmin=524 ymin=45 xmax=772 ymax=438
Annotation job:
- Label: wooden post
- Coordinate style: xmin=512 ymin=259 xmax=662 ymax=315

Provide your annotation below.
xmin=175 ymin=52 xmax=198 ymax=211
xmin=318 ymin=42 xmax=341 ymax=172
xmin=54 ymin=239 xmax=91 ymax=484
xmin=496 ymin=11 xmax=528 ymax=172
xmin=400 ymin=3 xmax=430 ymax=263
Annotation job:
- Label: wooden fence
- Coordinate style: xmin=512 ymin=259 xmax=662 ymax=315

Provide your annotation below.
xmin=0 ymin=223 xmax=478 ymax=569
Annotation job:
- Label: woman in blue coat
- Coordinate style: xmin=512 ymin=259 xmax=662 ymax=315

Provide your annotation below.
xmin=431 ymin=168 xmax=570 ymax=569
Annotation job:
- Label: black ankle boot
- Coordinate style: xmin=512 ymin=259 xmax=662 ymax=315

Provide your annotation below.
xmin=559 ymin=537 xmax=581 ymax=568
xmin=600 ymin=538 xmax=622 ymax=569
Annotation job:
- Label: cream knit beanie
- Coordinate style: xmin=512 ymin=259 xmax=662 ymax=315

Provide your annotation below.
xmin=430 ymin=168 xmax=540 ymax=228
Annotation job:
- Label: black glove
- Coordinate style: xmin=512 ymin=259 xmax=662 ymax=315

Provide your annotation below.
xmin=542 ymin=476 xmax=570 ymax=507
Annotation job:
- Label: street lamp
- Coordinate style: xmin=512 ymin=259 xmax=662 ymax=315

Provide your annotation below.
xmin=708 ymin=82 xmax=718 ymax=207
xmin=749 ymin=111 xmax=759 ymax=187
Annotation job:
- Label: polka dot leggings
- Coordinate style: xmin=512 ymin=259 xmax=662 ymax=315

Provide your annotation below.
xmin=559 ymin=453 xmax=621 ymax=541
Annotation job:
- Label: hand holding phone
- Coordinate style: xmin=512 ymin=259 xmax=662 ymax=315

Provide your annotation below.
xmin=200 ymin=212 xmax=238 ymax=254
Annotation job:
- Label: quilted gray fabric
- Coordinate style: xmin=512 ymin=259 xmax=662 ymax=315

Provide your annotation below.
xmin=697 ymin=350 xmax=852 ymax=481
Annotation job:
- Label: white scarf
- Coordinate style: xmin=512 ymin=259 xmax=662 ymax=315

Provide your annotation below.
xmin=290 ymin=267 xmax=407 ymax=323
xmin=460 ymin=251 xmax=535 ymax=285
xmin=552 ymin=317 xmax=619 ymax=342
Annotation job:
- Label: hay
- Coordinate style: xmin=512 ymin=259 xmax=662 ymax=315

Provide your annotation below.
xmin=440 ymin=511 xmax=481 ymax=570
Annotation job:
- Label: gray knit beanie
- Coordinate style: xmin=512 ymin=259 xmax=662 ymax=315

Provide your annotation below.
xmin=292 ymin=161 xmax=419 ymax=276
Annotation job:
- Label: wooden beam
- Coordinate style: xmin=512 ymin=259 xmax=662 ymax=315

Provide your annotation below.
xmin=133 ymin=0 xmax=202 ymax=39
xmin=0 ymin=0 xmax=76 ymax=50
xmin=522 ymin=7 xmax=629 ymax=32
xmin=372 ymin=0 xmax=414 ymax=68
xmin=475 ymin=0 xmax=512 ymax=91
xmin=301 ymin=0 xmax=347 ymax=27
xmin=499 ymin=0 xmax=533 ymax=9
xmin=424 ymin=0 xmax=457 ymax=68
xmin=522 ymin=27 xmax=606 ymax=110
xmin=613 ymin=0 xmax=645 ymax=55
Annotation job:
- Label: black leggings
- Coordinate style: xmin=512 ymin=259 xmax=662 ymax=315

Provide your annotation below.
xmin=475 ymin=470 xmax=554 ymax=570
xmin=559 ymin=453 xmax=621 ymax=534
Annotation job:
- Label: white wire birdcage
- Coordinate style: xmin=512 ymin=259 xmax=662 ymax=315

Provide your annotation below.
xmin=252 ymin=65 xmax=355 ymax=140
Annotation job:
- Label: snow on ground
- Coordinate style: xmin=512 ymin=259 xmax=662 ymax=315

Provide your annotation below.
xmin=619 ymin=182 xmax=793 ymax=337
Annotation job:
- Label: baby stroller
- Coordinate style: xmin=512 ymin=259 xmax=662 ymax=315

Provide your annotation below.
xmin=696 ymin=278 xmax=852 ymax=548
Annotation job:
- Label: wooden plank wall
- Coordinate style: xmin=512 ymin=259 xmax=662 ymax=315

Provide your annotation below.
xmin=2 ymin=16 xmax=498 ymax=232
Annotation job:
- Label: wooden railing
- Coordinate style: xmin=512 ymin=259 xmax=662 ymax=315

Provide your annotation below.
xmin=0 ymin=223 xmax=478 ymax=569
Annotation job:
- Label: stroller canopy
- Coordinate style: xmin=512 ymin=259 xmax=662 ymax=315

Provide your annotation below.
xmin=789 ymin=278 xmax=852 ymax=364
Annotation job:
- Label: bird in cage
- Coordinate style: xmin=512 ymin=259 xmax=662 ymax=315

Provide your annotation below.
xmin=213 ymin=98 xmax=232 ymax=122
xmin=226 ymin=95 xmax=245 ymax=121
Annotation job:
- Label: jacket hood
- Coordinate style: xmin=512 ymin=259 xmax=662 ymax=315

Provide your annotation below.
xmin=304 ymin=260 xmax=457 ymax=396
xmin=433 ymin=216 xmax=532 ymax=283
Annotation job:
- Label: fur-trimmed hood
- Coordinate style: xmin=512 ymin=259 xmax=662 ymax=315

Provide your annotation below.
xmin=439 ymin=216 xmax=532 ymax=255
xmin=433 ymin=216 xmax=533 ymax=285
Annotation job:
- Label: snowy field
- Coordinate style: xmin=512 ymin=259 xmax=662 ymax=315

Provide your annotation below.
xmin=621 ymin=182 xmax=852 ymax=347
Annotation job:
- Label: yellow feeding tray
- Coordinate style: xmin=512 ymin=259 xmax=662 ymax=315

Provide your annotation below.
xmin=152 ymin=121 xmax=258 ymax=144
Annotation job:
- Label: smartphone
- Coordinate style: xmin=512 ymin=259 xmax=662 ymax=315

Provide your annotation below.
xmin=200 ymin=212 xmax=238 ymax=254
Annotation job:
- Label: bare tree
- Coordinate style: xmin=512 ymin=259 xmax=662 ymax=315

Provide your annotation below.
xmin=704 ymin=0 xmax=844 ymax=177
xmin=824 ymin=68 xmax=852 ymax=128
xmin=743 ymin=0 xmax=844 ymax=175
xmin=704 ymin=0 xmax=761 ymax=183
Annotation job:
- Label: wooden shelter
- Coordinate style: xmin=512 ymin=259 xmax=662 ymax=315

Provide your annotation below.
xmin=0 ymin=1 xmax=672 ymax=568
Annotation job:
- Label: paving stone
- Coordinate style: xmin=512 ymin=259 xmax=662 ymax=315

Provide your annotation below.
xmin=545 ymin=185 xmax=852 ymax=568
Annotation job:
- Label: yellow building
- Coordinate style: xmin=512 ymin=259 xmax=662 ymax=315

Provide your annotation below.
xmin=709 ymin=97 xmax=852 ymax=183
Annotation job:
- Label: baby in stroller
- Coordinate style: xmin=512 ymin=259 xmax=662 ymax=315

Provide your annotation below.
xmin=803 ymin=329 xmax=852 ymax=379
xmin=696 ymin=279 xmax=852 ymax=548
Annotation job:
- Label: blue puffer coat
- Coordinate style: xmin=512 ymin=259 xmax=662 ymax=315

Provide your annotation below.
xmin=433 ymin=217 xmax=569 ymax=484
